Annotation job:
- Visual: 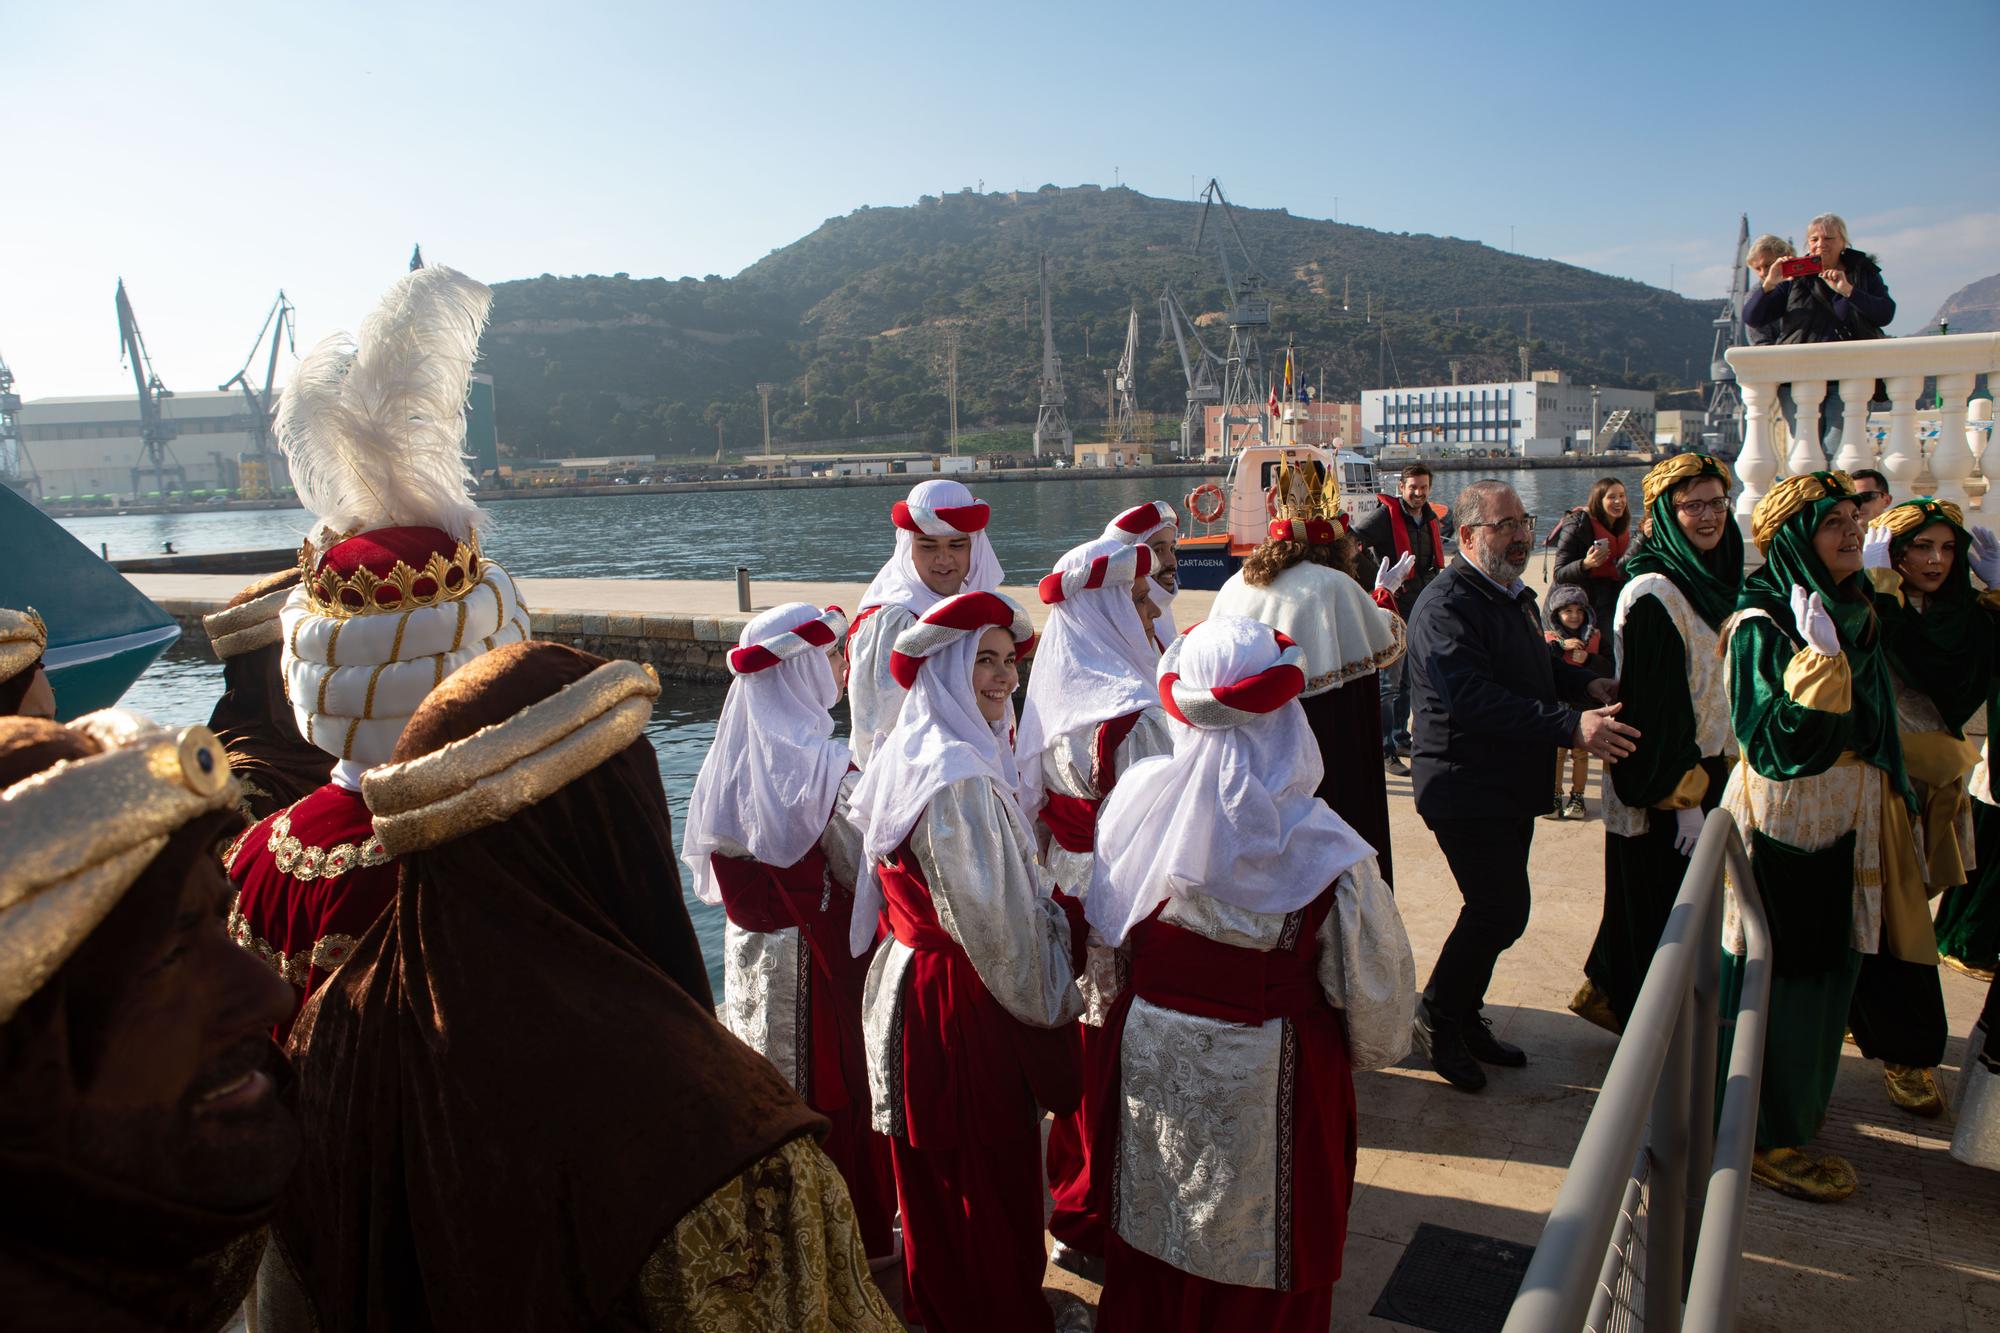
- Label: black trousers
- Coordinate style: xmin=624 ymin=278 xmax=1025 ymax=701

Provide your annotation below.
xmin=1424 ymin=815 xmax=1536 ymax=1018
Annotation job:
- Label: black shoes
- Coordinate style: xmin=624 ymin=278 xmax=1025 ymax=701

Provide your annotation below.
xmin=1384 ymin=754 xmax=1410 ymax=776
xmin=1462 ymin=1013 xmax=1528 ymax=1067
xmin=1413 ymin=1000 xmax=1486 ymax=1092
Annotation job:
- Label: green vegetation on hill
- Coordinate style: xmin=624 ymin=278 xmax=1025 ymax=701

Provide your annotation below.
xmin=479 ymin=184 xmax=1719 ymax=458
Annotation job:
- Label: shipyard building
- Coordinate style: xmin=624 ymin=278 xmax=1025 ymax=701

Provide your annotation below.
xmin=1361 ymin=371 xmax=1654 ymax=456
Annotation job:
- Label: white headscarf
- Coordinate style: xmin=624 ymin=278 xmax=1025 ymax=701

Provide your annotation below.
xmin=857 ymin=478 xmax=1005 ymax=615
xmin=1015 ymin=537 xmax=1161 ymax=816
xmin=681 ymin=603 xmax=852 ymax=906
xmin=1102 ymin=499 xmax=1180 ymax=639
xmin=844 ymin=591 xmax=1035 ymax=953
xmin=1085 ymin=616 xmax=1377 ymax=947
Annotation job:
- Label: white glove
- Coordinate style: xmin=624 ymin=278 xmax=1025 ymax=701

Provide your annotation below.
xmin=1790 ymin=585 xmax=1842 ymax=657
xmin=1673 ymin=806 xmax=1704 ymax=857
xmin=1969 ymin=526 xmax=2000 ymax=588
xmin=1374 ymin=552 xmax=1417 ymax=595
xmin=1860 ymin=526 xmax=1894 ymax=571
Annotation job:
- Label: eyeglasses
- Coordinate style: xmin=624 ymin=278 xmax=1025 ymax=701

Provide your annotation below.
xmin=1673 ymin=498 xmax=1732 ymax=518
xmin=1465 ymin=515 xmax=1537 ymax=537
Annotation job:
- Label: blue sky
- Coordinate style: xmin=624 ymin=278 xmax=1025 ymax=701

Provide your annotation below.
xmin=6 ymin=0 xmax=1995 ymax=396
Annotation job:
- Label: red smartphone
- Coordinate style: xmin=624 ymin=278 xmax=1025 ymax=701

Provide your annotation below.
xmin=1778 ymin=256 xmax=1824 ymax=279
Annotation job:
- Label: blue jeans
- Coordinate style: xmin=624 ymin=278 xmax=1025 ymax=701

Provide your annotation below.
xmin=1380 ymin=655 xmax=1413 ymax=755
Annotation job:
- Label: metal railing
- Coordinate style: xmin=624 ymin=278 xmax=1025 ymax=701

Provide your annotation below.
xmin=1504 ymin=809 xmax=1772 ymax=1333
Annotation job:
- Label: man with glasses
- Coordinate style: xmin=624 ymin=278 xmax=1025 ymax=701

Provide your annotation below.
xmin=1405 ymin=480 xmax=1640 ymax=1091
xmin=1850 ymin=469 xmax=1891 ymax=523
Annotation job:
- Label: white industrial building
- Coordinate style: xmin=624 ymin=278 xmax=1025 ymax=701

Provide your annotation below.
xmin=15 ymin=391 xmax=281 ymax=500
xmin=1361 ymin=371 xmax=1655 ymax=456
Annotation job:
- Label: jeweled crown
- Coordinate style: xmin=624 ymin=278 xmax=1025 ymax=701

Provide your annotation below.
xmin=302 ymin=530 xmax=485 ymax=620
xmin=1269 ymin=455 xmax=1342 ymax=525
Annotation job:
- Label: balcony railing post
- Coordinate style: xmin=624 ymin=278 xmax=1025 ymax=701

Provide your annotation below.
xmin=1735 ymin=379 xmax=1781 ymax=559
xmin=1788 ymin=379 xmax=1828 ymax=475
xmin=1831 ymin=377 xmax=1879 ymax=475
xmin=1880 ymin=373 xmax=1926 ymax=499
xmin=1686 ymin=877 xmax=1721 ymax=1281
xmin=1929 ymin=371 xmax=1978 ymax=512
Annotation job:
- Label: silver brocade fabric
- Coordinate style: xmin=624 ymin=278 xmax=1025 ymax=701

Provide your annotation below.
xmin=847 ymin=606 xmax=916 ymax=768
xmin=1952 ymin=1020 xmax=2000 ymax=1171
xmin=1113 ymin=863 xmax=1402 ymax=1290
xmin=1038 ymin=709 xmax=1174 ymax=1027
xmin=717 ymin=777 xmax=866 ymax=1098
xmin=859 ymin=778 xmax=1084 ymax=1137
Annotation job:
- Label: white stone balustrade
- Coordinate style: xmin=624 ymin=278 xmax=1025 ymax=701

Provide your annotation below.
xmin=1725 ymin=334 xmax=2000 ymax=558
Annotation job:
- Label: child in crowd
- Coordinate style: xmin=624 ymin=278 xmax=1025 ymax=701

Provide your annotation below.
xmin=1545 ymin=583 xmax=1612 ymax=819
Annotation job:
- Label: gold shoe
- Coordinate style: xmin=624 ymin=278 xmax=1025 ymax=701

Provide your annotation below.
xmin=1751 ymin=1147 xmax=1857 ymax=1203
xmin=1883 ymin=1063 xmax=1947 ymax=1117
xmin=1941 ymin=954 xmax=1997 ymax=983
xmin=1567 ymin=980 xmax=1623 ymax=1036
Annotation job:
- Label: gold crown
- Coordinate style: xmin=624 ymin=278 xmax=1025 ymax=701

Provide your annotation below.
xmin=0 ymin=607 xmax=48 ymax=684
xmin=302 ymin=531 xmax=485 ymax=620
xmin=1870 ymin=496 xmax=1964 ymax=541
xmin=1269 ymin=454 xmax=1342 ymax=524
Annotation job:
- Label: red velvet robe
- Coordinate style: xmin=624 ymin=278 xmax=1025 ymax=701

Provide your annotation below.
xmin=875 ymin=831 xmax=1083 ymax=1333
xmin=224 ymin=783 xmax=399 ymax=1042
xmin=707 ymin=845 xmax=896 ymax=1259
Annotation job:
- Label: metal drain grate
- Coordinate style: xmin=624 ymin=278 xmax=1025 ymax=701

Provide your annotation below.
xmin=1370 ymin=1223 xmax=1536 ymax=1333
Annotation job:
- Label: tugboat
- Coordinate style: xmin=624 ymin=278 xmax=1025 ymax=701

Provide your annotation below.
xmin=1175 ymin=404 xmax=1382 ymax=591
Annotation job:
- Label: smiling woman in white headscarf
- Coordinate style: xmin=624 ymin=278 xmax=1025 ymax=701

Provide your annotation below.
xmin=680 ymin=601 xmax=895 ymax=1266
xmin=1084 ymin=616 xmax=1414 ymax=1333
xmin=845 ymin=479 xmax=1005 ymax=765
xmin=1015 ymin=537 xmax=1174 ymax=1268
xmin=845 ymin=590 xmax=1080 ymax=1333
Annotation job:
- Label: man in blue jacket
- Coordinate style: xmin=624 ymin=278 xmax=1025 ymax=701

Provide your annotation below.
xmin=1406 ymin=480 xmax=1638 ymax=1091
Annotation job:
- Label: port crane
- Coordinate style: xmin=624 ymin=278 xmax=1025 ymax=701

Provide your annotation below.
xmin=0 ymin=353 xmax=37 ymax=501
xmin=1112 ymin=304 xmax=1141 ymax=444
xmin=1193 ymin=179 xmax=1271 ymax=417
xmin=1158 ymin=284 xmax=1224 ymax=456
xmin=116 ymin=279 xmax=186 ymax=500
xmin=1702 ymin=214 xmax=1752 ymax=455
xmin=219 ymin=291 xmax=296 ymax=498
xmin=1031 ymin=254 xmax=1072 ymax=458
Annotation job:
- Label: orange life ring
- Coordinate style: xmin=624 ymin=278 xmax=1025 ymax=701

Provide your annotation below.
xmin=1187 ymin=483 xmax=1226 ymax=525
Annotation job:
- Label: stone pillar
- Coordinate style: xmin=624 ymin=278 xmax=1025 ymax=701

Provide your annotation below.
xmin=1831 ymin=376 xmax=1879 ymax=475
xmin=1929 ymin=372 xmax=1978 ymax=512
xmin=1735 ymin=378 xmax=1780 ymax=562
xmin=1879 ymin=374 xmax=1926 ymax=501
xmin=1788 ymin=378 xmax=1827 ymax=475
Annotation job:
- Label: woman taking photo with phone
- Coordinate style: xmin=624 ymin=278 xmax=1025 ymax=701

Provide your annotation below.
xmin=1552 ymin=477 xmax=1635 ymax=634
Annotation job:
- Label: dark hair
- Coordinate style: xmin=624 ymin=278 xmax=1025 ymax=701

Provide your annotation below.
xmin=1585 ymin=477 xmax=1630 ymax=535
xmin=1851 ymin=469 xmax=1888 ymax=493
xmin=1399 ymin=462 xmax=1432 ymax=483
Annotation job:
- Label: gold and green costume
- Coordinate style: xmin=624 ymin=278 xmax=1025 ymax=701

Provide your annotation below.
xmin=1848 ymin=498 xmax=1998 ymax=1065
xmin=1715 ymin=471 xmax=1922 ymax=1150
xmin=1588 ymin=454 xmax=1742 ymax=1026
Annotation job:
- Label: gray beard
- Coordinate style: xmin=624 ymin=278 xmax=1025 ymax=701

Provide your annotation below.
xmin=1470 ymin=548 xmax=1527 ymax=584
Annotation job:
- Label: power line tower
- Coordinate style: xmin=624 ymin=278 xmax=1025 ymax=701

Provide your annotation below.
xmin=1114 ymin=304 xmax=1141 ymax=444
xmin=1704 ymin=214 xmax=1752 ymax=454
xmin=115 ymin=280 xmax=186 ymax=501
xmin=1031 ymin=254 xmax=1071 ymax=459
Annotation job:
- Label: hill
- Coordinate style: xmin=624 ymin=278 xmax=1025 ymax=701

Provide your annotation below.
xmin=478 ymin=185 xmax=1720 ymax=457
xmin=1932 ymin=271 xmax=2000 ymax=334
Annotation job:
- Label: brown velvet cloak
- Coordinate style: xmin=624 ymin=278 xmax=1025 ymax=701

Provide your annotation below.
xmin=275 ymin=643 xmax=822 ymax=1332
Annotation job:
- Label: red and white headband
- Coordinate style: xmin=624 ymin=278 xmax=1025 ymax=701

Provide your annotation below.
xmin=1267 ymin=515 xmax=1347 ymax=546
xmin=1104 ymin=500 xmax=1178 ymax=544
xmin=727 ymin=604 xmax=849 ymax=676
xmin=889 ymin=591 xmax=1034 ymax=688
xmin=892 ymin=497 xmax=991 ymax=536
xmin=1038 ymin=543 xmax=1153 ymax=605
xmin=1157 ymin=623 xmax=1306 ymax=729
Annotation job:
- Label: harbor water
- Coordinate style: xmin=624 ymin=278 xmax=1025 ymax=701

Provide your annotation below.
xmin=63 ymin=466 xmax=1645 ymax=992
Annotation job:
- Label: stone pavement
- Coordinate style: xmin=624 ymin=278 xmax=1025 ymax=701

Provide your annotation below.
xmin=1035 ymin=766 xmax=2000 ymax=1331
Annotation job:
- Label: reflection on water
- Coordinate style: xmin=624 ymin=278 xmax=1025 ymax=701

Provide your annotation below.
xmin=73 ymin=466 xmax=1643 ymax=994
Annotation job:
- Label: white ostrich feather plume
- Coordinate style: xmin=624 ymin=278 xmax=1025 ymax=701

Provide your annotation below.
xmin=277 ymin=266 xmax=493 ymax=540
